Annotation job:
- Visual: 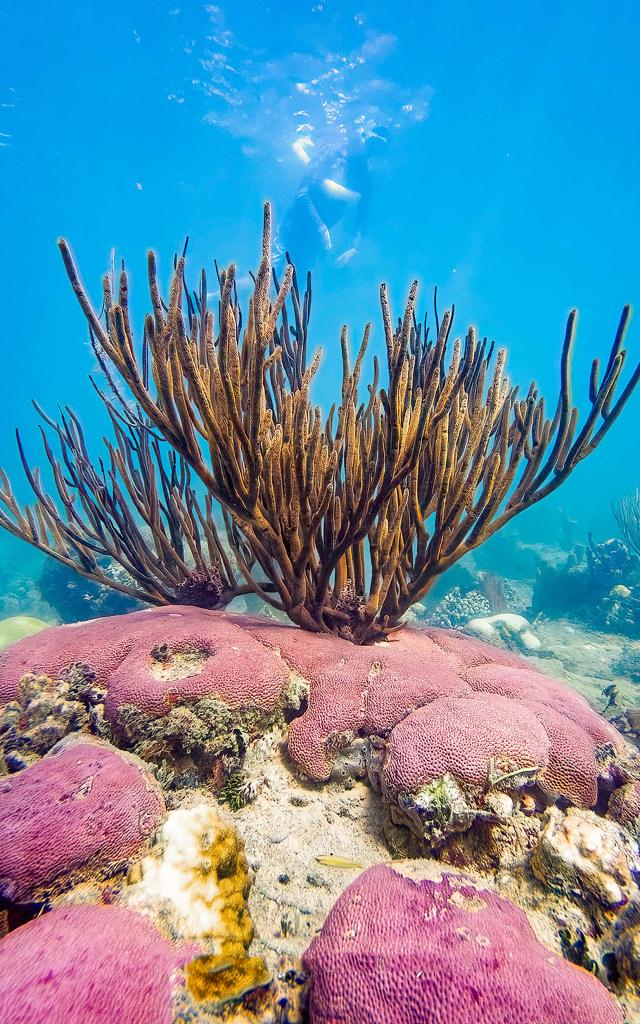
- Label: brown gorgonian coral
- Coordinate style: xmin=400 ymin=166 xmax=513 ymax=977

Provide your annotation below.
xmin=1 ymin=204 xmax=638 ymax=642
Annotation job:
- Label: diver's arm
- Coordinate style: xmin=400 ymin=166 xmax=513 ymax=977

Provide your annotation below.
xmin=335 ymin=181 xmax=369 ymax=265
xmin=306 ymin=194 xmax=333 ymax=250
xmin=334 ymin=186 xmax=366 ymax=265
xmin=335 ymin=246 xmax=358 ymax=266
xmin=321 ymin=178 xmax=361 ymax=203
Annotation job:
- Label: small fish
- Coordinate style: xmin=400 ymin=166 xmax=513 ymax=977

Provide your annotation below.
xmin=315 ymin=855 xmax=363 ymax=869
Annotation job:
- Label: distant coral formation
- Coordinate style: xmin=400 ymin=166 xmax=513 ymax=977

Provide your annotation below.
xmin=0 ymin=205 xmax=638 ymax=642
xmin=531 ymin=533 xmax=640 ymax=639
xmin=0 ymin=614 xmax=48 ymax=653
xmin=613 ymin=487 xmax=640 ymax=558
xmin=424 ymin=585 xmax=491 ymax=628
xmin=38 ymin=557 xmax=141 ymax=622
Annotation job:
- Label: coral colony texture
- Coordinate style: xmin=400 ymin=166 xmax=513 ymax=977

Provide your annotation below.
xmin=0 ymin=209 xmax=640 ymax=1021
xmin=303 ymin=865 xmax=623 ymax=1024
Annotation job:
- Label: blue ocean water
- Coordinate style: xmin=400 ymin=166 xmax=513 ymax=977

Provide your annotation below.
xmin=0 ymin=0 xmax=639 ymax=614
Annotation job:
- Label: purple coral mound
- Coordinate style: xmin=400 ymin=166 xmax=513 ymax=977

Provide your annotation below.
xmin=304 ymin=865 xmax=623 ymax=1024
xmin=242 ymin=620 xmax=528 ymax=780
xmin=0 ymin=609 xmax=627 ymax=814
xmin=0 ymin=739 xmax=164 ymax=903
xmin=0 ymin=606 xmax=288 ymax=722
xmin=0 ymin=904 xmax=191 ymax=1024
xmin=271 ymin=622 xmax=622 ymax=805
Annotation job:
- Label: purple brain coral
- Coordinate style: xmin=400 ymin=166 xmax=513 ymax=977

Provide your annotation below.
xmin=0 ymin=606 xmax=289 ymax=722
xmin=0 ymin=738 xmax=165 ymax=904
xmin=239 ymin=618 xmax=624 ymax=799
xmin=303 ymin=864 xmax=623 ymax=1024
xmin=0 ymin=904 xmax=192 ymax=1024
xmin=0 ymin=609 xmax=629 ymax=825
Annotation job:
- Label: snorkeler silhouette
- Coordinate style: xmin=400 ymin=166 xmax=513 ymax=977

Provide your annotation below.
xmin=274 ymin=130 xmax=388 ymax=270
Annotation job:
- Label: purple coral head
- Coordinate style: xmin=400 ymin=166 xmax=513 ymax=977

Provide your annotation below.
xmin=0 ymin=738 xmax=165 ymax=904
xmin=303 ymin=864 xmax=622 ymax=1024
xmin=0 ymin=904 xmax=193 ymax=1024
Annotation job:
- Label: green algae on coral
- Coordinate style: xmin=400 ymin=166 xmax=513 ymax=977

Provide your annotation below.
xmin=393 ymin=774 xmax=477 ymax=847
xmin=219 ymin=769 xmax=259 ymax=811
xmin=0 ymin=615 xmax=49 ymax=652
xmin=114 ymin=697 xmax=278 ymax=788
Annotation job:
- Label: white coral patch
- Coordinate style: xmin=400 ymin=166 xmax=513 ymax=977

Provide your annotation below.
xmin=533 ymin=806 xmax=640 ymax=910
xmin=467 ymin=613 xmax=542 ymax=652
xmin=132 ymin=804 xmax=226 ymax=940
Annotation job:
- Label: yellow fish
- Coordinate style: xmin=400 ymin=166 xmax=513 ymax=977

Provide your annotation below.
xmin=315 ymin=855 xmax=363 ymax=869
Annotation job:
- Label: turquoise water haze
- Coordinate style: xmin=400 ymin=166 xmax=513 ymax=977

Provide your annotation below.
xmin=1 ymin=0 xmax=639 ymax=562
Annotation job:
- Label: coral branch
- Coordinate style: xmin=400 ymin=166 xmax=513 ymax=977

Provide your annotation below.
xmin=613 ymin=487 xmax=640 ymax=558
xmin=2 ymin=205 xmax=637 ymax=643
xmin=0 ymin=403 xmax=249 ymax=609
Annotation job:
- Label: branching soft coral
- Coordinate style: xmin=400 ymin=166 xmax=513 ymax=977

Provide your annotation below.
xmin=2 ymin=204 xmax=638 ymax=642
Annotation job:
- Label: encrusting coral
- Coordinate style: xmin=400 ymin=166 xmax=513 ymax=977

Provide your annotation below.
xmin=1 ymin=205 xmax=638 ymax=642
xmin=126 ymin=804 xmax=271 ymax=1009
xmin=531 ymin=805 xmax=640 ymax=911
xmin=609 ymin=781 xmax=640 ymax=841
xmin=0 ymin=666 xmax=106 ymax=773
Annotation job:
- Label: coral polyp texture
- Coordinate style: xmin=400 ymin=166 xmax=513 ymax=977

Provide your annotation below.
xmin=0 ymin=737 xmax=164 ymax=904
xmin=0 ymin=609 xmax=631 ymax=844
xmin=0 ymin=904 xmax=193 ymax=1024
xmin=0 ymin=606 xmax=289 ymax=719
xmin=609 ymin=781 xmax=640 ymax=840
xmin=303 ymin=864 xmax=623 ymax=1024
